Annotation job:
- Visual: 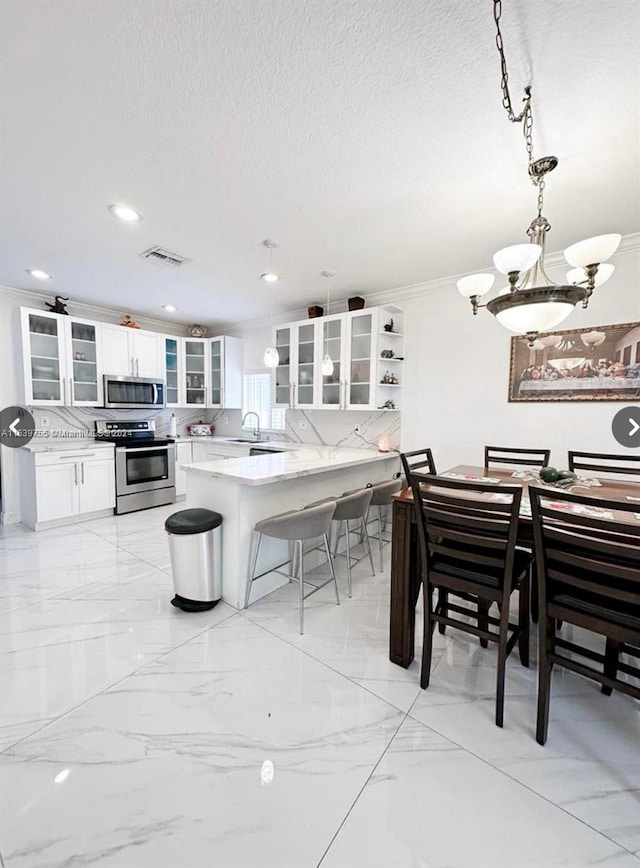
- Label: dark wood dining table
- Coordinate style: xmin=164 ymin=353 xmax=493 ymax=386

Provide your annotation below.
xmin=389 ymin=463 xmax=640 ymax=668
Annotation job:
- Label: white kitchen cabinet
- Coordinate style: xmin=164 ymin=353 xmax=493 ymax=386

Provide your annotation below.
xmin=345 ymin=309 xmax=376 ymax=410
xmin=273 ymin=319 xmax=319 ymax=409
xmin=209 ymin=336 xmax=243 ymax=408
xmin=101 ymin=324 xmax=162 ymax=379
xmin=78 ymin=458 xmax=116 ymax=513
xmin=22 ymin=448 xmax=116 ymax=529
xmin=35 ymin=462 xmax=79 ymax=522
xmin=183 ymin=339 xmax=208 ymax=407
xmin=175 ymin=441 xmax=193 ymax=497
xmin=317 ymin=313 xmax=346 ymax=409
xmin=163 ymin=336 xmax=182 ymax=407
xmin=21 ymin=308 xmax=103 ymax=406
xmin=271 ymin=304 xmax=403 ymax=412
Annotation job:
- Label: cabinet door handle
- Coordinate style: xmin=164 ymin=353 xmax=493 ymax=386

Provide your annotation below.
xmin=74 ymin=463 xmax=78 ymax=486
xmin=130 ymin=357 xmax=134 ymax=376
xmin=70 ymin=378 xmax=74 ymax=405
xmin=81 ymin=462 xmax=85 ymax=484
xmin=136 ymin=358 xmax=140 ymax=376
xmin=61 ymin=377 xmax=66 ymax=404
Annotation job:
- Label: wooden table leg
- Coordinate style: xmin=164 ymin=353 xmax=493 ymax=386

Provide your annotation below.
xmin=389 ymin=499 xmax=420 ymax=668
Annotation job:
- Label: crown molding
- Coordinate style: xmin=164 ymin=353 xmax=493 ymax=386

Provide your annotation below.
xmin=0 ymin=284 xmax=192 ymax=335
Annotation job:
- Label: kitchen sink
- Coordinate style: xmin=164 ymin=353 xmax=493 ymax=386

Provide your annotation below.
xmin=227 ymin=438 xmax=268 ymax=443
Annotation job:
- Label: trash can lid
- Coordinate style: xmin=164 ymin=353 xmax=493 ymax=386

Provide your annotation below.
xmin=165 ymin=508 xmax=222 ymax=535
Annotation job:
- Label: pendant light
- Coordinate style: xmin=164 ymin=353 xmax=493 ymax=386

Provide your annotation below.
xmin=320 ymin=270 xmax=336 ymax=377
xmin=457 ymin=1 xmax=621 ymax=347
xmin=261 ymin=240 xmax=280 ymax=368
xmin=260 ymin=239 xmax=280 ymax=283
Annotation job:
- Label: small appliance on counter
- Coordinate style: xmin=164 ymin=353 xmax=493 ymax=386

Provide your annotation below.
xmin=187 ymin=422 xmax=215 ymax=437
xmin=95 ymin=419 xmax=176 ymax=514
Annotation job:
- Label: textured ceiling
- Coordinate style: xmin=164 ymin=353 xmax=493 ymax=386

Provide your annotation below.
xmin=1 ymin=0 xmax=639 ymax=327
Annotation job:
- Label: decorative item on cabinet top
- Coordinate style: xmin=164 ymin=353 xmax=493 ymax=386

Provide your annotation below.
xmin=120 ymin=314 xmax=140 ymax=328
xmin=45 ymin=296 xmax=69 ymax=315
xmin=308 ymin=305 xmax=324 ymax=318
xmin=348 ymin=296 xmax=365 ymax=311
xmin=189 ymin=324 xmax=207 ymax=337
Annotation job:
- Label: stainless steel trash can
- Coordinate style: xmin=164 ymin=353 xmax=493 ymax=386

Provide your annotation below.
xmin=165 ymin=508 xmax=222 ymax=611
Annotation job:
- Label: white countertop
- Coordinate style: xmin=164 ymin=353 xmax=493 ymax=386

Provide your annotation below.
xmin=184 ymin=445 xmax=398 ymax=486
xmin=176 ymin=435 xmax=298 ymax=450
xmin=20 ymin=437 xmax=116 ymax=454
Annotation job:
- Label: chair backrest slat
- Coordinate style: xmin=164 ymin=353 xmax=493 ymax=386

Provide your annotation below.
xmin=400 ymin=448 xmax=437 ymax=481
xmin=530 ymin=485 xmax=640 ymax=618
xmin=409 ymin=472 xmax=521 ymax=591
xmin=547 ymin=570 xmax=640 ymax=605
xmin=485 ymin=445 xmax=550 ymax=469
xmin=567 ymin=451 xmax=640 ymax=476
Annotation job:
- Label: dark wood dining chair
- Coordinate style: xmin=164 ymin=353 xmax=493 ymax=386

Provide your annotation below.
xmin=529 ymin=486 xmax=640 ymax=745
xmin=400 ymin=448 xmax=437 ymax=481
xmin=567 ymin=451 xmax=640 ymax=477
xmin=409 ymin=472 xmax=531 ymax=728
xmin=484 ymin=446 xmax=550 ymax=470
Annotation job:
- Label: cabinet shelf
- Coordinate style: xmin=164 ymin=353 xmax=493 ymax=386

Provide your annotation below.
xmin=378 ymin=383 xmax=401 ymax=387
xmin=72 ymin=338 xmax=96 ymax=344
xmin=378 ymin=357 xmax=403 ymax=362
xmin=379 ymin=331 xmax=403 ymax=337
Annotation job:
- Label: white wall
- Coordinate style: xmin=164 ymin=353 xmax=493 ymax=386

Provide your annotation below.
xmin=399 ymin=246 xmax=640 ymax=471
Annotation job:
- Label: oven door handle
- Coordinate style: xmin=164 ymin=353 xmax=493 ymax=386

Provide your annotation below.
xmin=116 ymin=445 xmax=171 ymax=453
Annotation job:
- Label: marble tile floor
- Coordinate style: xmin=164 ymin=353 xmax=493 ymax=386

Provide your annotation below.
xmin=0 ymin=506 xmax=638 ymax=868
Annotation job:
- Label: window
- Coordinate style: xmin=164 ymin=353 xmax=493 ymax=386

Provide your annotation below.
xmin=243 ymin=372 xmax=286 ymax=431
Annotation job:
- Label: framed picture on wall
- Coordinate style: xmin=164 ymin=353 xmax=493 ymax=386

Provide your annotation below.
xmin=508 ymin=321 xmax=640 ymax=402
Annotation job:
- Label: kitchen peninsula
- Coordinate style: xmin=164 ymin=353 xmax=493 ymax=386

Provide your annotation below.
xmin=183 ymin=445 xmax=399 ymax=608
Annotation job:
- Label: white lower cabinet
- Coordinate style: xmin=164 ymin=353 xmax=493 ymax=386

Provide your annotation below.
xmin=23 ymin=449 xmax=116 ymax=529
xmin=78 ymin=458 xmax=116 ymax=513
xmin=175 ymin=442 xmax=193 ymax=497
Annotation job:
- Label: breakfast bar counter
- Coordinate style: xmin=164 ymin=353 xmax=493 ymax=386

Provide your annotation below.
xmin=184 ymin=446 xmax=399 ymax=608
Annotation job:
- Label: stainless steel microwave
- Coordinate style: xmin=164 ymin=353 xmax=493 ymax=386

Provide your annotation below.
xmin=103 ymin=375 xmax=165 ymax=409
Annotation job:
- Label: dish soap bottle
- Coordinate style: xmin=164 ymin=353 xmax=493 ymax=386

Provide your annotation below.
xmin=169 ymin=412 xmax=177 ymax=439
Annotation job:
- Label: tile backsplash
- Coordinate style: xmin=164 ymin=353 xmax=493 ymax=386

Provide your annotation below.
xmin=28 ymin=406 xmax=400 ymax=448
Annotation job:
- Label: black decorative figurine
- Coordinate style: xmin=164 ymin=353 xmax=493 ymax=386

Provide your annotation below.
xmin=45 ymin=296 xmax=69 ymax=315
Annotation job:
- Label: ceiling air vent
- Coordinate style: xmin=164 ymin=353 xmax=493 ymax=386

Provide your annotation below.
xmin=140 ymin=246 xmax=190 ymax=267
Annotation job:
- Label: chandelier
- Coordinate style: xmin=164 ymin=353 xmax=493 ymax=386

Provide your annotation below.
xmin=457 ymin=0 xmax=621 ymax=346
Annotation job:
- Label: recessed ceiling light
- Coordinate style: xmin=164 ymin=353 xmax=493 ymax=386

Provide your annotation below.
xmin=162 ymin=304 xmax=177 ymax=312
xmin=260 ymin=272 xmax=280 ymax=283
xmin=109 ymin=203 xmax=143 ymax=223
xmin=27 ymin=269 xmax=52 ymax=280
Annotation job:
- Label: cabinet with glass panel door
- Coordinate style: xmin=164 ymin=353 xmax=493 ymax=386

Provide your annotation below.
xmin=344 ymin=309 xmax=377 ymax=411
xmin=182 ymin=339 xmax=208 ymax=407
xmin=317 ymin=314 xmax=346 ymax=409
xmin=209 ymin=336 xmax=242 ymax=408
xmin=273 ymin=325 xmax=292 ymax=408
xmin=163 ymin=336 xmax=182 ymax=408
xmin=20 ymin=308 xmax=103 ymax=406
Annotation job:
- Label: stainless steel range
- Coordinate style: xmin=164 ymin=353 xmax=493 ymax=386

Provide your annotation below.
xmin=95 ymin=420 xmax=176 ymax=515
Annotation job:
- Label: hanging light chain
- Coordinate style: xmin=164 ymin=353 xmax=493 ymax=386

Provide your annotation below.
xmin=494 ymin=0 xmax=538 ymax=187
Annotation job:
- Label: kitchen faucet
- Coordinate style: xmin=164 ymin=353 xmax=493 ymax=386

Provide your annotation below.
xmin=241 ymin=411 xmax=262 ymax=441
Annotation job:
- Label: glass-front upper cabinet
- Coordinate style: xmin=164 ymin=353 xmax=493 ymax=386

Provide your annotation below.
xmin=293 ymin=322 xmax=316 ymax=407
xmin=318 ymin=315 xmax=344 ymax=409
xmin=183 ymin=339 xmax=207 ymax=406
xmin=22 ymin=310 xmax=65 ymax=404
xmin=346 ymin=310 xmax=376 ymax=410
xmin=69 ymin=318 xmax=101 ymax=406
xmin=273 ymin=326 xmax=292 ymax=407
xmin=210 ymin=337 xmax=223 ymax=407
xmin=21 ymin=309 xmax=103 ymax=406
xmin=164 ymin=337 xmax=181 ymax=407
